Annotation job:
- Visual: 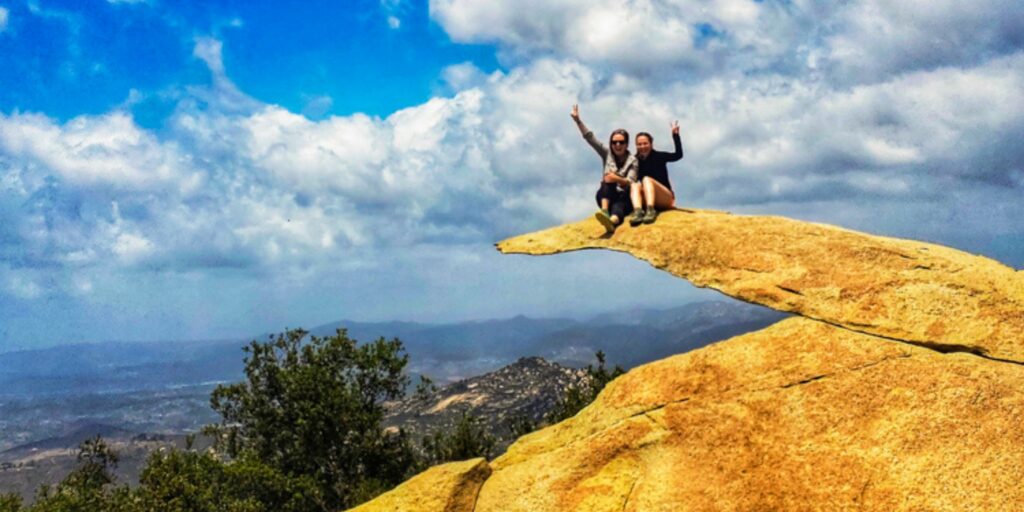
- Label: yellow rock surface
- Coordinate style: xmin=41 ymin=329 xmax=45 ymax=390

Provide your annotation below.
xmin=475 ymin=318 xmax=1024 ymax=511
xmin=353 ymin=212 xmax=1024 ymax=511
xmin=497 ymin=209 xmax=1024 ymax=362
xmin=347 ymin=458 xmax=491 ymax=512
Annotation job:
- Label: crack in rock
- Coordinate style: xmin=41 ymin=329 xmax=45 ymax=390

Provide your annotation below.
xmin=776 ymin=285 xmax=804 ymax=296
xmin=621 ymin=474 xmax=640 ymax=512
xmin=773 ymin=354 xmax=911 ymax=391
xmin=510 ymin=351 xmax=916 ymax=470
xmin=807 ymin=317 xmax=1024 ymax=367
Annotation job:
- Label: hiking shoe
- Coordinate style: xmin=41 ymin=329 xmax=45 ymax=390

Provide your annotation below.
xmin=594 ymin=210 xmax=616 ymax=233
xmin=629 ymin=209 xmax=645 ymax=227
xmin=642 ymin=208 xmax=658 ymax=224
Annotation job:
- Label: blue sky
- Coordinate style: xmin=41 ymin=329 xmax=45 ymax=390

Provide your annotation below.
xmin=0 ymin=0 xmax=499 ymax=121
xmin=1 ymin=0 xmax=1023 ymax=349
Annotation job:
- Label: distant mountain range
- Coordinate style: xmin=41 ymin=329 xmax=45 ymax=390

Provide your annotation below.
xmin=0 ymin=300 xmax=786 ymax=501
xmin=0 ymin=300 xmax=786 ymax=453
xmin=313 ymin=300 xmax=787 ymax=382
xmin=0 ymin=356 xmax=578 ymax=503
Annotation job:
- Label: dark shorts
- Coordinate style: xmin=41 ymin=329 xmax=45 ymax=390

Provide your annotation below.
xmin=595 ymin=183 xmax=634 ymax=219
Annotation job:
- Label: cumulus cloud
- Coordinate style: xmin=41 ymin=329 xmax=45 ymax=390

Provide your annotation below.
xmin=441 ymin=62 xmax=490 ymax=91
xmin=3 ymin=0 xmax=1023 ymax=344
xmin=430 ymin=0 xmax=1024 ymax=84
xmin=300 ymin=94 xmax=334 ymax=119
xmin=0 ymin=111 xmax=199 ymax=190
xmin=0 ymin=7 xmax=8 ymax=32
xmin=4 ymin=48 xmax=1021 ymax=296
xmin=821 ymin=0 xmax=1024 ymax=84
xmin=381 ymin=0 xmax=406 ymax=29
xmin=193 ymin=36 xmax=225 ymax=77
xmin=430 ymin=0 xmax=818 ymax=76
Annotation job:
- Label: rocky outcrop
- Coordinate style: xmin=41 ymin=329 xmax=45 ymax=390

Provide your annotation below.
xmin=352 ymin=209 xmax=1024 ymax=511
xmin=477 ymin=317 xmax=1024 ymax=511
xmin=384 ymin=357 xmax=588 ymax=453
xmin=498 ymin=209 xmax=1024 ymax=363
xmin=348 ymin=458 xmax=491 ymax=512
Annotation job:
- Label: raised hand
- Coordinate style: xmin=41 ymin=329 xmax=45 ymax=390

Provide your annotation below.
xmin=571 ymin=104 xmax=580 ymax=122
xmin=671 ymin=120 xmax=680 ymax=135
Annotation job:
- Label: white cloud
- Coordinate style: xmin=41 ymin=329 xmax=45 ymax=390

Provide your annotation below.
xmin=3 ymin=0 xmax=1024 ymax=344
xmin=441 ymin=62 xmax=489 ymax=91
xmin=300 ymin=94 xmax=333 ymax=119
xmin=430 ymin=0 xmax=816 ymax=76
xmin=193 ymin=36 xmax=225 ymax=77
xmin=0 ymin=7 xmax=9 ymax=32
xmin=6 ymin=275 xmax=43 ymax=300
xmin=381 ymin=0 xmax=405 ymax=29
xmin=822 ymin=0 xmax=1024 ymax=84
xmin=4 ymin=48 xmax=1020 ymax=292
xmin=0 ymin=111 xmax=199 ymax=191
xmin=430 ymin=0 xmax=1024 ymax=85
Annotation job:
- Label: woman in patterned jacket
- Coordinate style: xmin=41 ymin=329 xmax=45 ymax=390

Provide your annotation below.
xmin=570 ymin=104 xmax=639 ymax=233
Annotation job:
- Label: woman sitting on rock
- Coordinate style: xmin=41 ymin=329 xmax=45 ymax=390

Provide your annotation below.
xmin=629 ymin=121 xmax=683 ymax=226
xmin=570 ymin=104 xmax=639 ymax=233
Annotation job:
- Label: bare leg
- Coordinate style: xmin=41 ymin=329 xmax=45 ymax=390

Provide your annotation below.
xmin=600 ymin=198 xmax=610 ymax=211
xmin=629 ymin=183 xmax=647 ymax=225
xmin=630 ymin=182 xmax=644 ymax=211
xmin=643 ymin=177 xmax=675 ymax=210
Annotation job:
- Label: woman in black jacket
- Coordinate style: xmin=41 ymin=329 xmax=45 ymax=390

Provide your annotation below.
xmin=629 ymin=121 xmax=683 ymax=225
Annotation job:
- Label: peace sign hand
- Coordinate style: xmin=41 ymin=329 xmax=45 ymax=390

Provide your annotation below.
xmin=571 ymin=104 xmax=581 ymax=122
xmin=671 ymin=120 xmax=680 ymax=135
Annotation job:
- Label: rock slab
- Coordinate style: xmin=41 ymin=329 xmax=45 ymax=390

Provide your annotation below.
xmin=498 ymin=209 xmax=1024 ymax=363
xmin=353 ymin=210 xmax=1024 ymax=511
xmin=476 ymin=318 xmax=1024 ymax=511
xmin=348 ymin=458 xmax=491 ymax=512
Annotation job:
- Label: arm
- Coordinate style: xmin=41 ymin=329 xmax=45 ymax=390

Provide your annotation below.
xmin=604 ymin=171 xmax=632 ymax=186
xmin=605 ymin=157 xmax=637 ymax=185
xmin=667 ymin=121 xmax=683 ymax=162
xmin=571 ymin=104 xmax=608 ymax=158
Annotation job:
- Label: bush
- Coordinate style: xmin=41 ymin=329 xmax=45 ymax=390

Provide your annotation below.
xmin=17 ymin=436 xmax=131 ymax=512
xmin=545 ymin=351 xmax=625 ymax=424
xmin=422 ymin=412 xmax=496 ymax=465
xmin=205 ymin=328 xmax=419 ymax=509
xmin=133 ymin=449 xmax=321 ymax=512
xmin=0 ymin=494 xmax=22 ymax=512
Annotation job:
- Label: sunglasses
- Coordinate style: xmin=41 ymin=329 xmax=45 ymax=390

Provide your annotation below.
xmin=611 ymin=140 xmax=627 ymax=146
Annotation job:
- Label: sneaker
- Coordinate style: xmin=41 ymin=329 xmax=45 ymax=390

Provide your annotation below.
xmin=642 ymin=208 xmax=658 ymax=224
xmin=629 ymin=209 xmax=645 ymax=226
xmin=594 ymin=210 xmax=616 ymax=233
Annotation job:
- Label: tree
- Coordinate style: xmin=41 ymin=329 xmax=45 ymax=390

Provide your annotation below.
xmin=19 ymin=436 xmax=132 ymax=512
xmin=0 ymin=493 xmax=22 ymax=512
xmin=422 ymin=412 xmax=497 ymax=465
xmin=64 ymin=436 xmax=118 ymax=492
xmin=504 ymin=414 xmax=538 ymax=441
xmin=11 ymin=438 xmax=320 ymax=512
xmin=205 ymin=328 xmax=419 ymax=509
xmin=545 ymin=351 xmax=625 ymax=424
xmin=132 ymin=448 xmax=322 ymax=512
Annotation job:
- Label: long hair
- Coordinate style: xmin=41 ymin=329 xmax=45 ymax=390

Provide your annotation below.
xmin=609 ymin=129 xmax=630 ymax=161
